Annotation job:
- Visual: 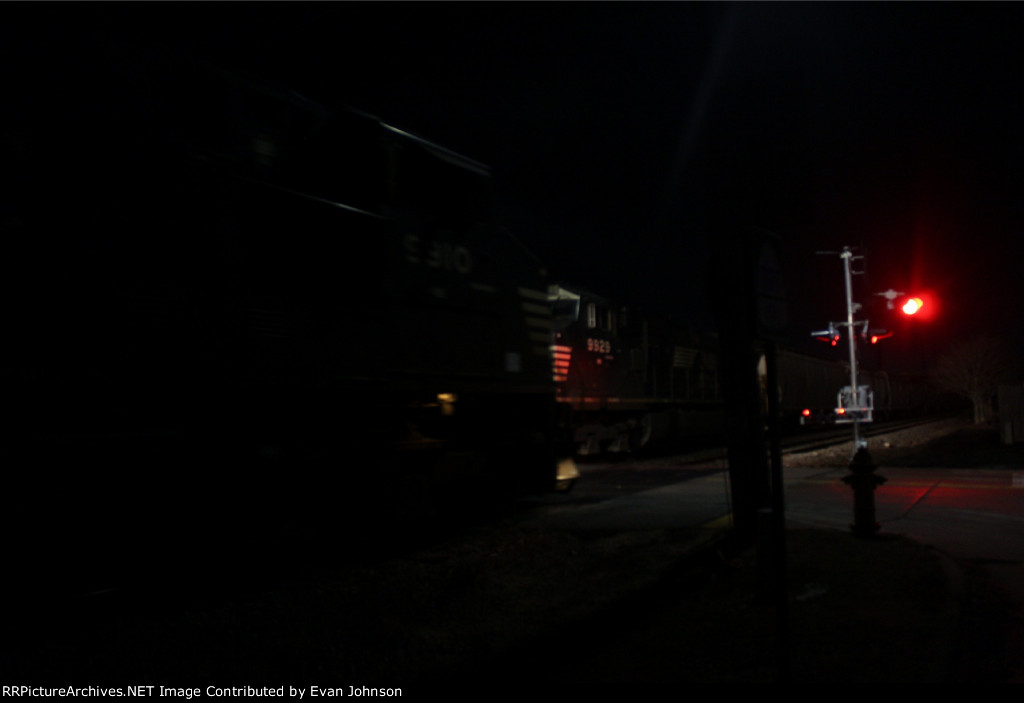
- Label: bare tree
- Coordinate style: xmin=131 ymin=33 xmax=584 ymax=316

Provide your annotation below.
xmin=932 ymin=334 xmax=1018 ymax=423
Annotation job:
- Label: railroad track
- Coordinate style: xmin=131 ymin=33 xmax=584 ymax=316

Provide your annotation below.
xmin=666 ymin=417 xmax=949 ymax=467
xmin=778 ymin=417 xmax=949 ymax=456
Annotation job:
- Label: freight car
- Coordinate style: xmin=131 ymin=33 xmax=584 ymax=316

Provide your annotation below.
xmin=3 ymin=60 xmax=576 ymax=585
xmin=765 ymin=349 xmax=935 ymax=428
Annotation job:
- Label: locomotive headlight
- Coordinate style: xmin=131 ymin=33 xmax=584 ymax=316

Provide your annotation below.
xmin=556 ymin=457 xmax=580 ymax=492
xmin=437 ymin=393 xmax=457 ymax=416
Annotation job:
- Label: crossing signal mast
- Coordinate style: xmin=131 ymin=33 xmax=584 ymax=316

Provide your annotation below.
xmin=811 ymin=253 xmax=931 ymax=450
xmin=813 ymin=246 xmax=877 ymax=453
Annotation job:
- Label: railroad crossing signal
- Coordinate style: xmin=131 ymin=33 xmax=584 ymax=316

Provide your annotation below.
xmin=811 ymin=323 xmax=841 ymax=346
xmin=877 ymin=288 xmax=935 ymax=319
xmin=812 ymin=246 xmax=873 ymax=452
xmin=818 ymin=248 xmax=891 ymax=536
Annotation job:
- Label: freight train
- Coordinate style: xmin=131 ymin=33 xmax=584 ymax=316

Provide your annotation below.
xmin=3 ymin=60 xmax=578 ymax=584
xmin=549 ymin=283 xmax=937 ymax=455
xmin=5 ymin=56 xmax=940 ymax=590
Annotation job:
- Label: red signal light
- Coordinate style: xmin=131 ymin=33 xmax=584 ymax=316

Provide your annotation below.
xmin=902 ymin=297 xmax=924 ymax=315
xmin=898 ymin=292 xmax=938 ymax=321
xmin=802 ymin=408 xmax=811 ymax=417
xmin=879 ymin=289 xmax=938 ymax=320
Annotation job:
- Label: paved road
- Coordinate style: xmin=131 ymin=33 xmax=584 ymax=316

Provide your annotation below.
xmin=523 ymin=457 xmax=1024 ymax=681
xmin=525 ymin=460 xmax=1024 ymax=564
xmin=784 ymin=466 xmax=1024 ymax=562
xmin=786 ymin=462 xmax=1024 ymax=681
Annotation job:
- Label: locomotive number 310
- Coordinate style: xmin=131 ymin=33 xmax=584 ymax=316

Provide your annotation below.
xmin=404 ymin=234 xmax=473 ymax=274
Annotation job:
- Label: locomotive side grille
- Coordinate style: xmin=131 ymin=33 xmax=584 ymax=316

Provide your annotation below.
xmin=519 ymin=287 xmax=553 ymax=356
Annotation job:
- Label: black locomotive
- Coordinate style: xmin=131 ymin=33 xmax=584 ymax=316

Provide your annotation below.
xmin=3 ymin=60 xmax=576 ymax=586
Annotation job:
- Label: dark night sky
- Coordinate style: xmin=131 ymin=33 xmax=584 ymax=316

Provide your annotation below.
xmin=5 ymin=3 xmax=1024 ymax=371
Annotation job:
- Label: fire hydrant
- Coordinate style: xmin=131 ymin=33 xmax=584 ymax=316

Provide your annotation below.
xmin=842 ymin=447 xmax=886 ymax=537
